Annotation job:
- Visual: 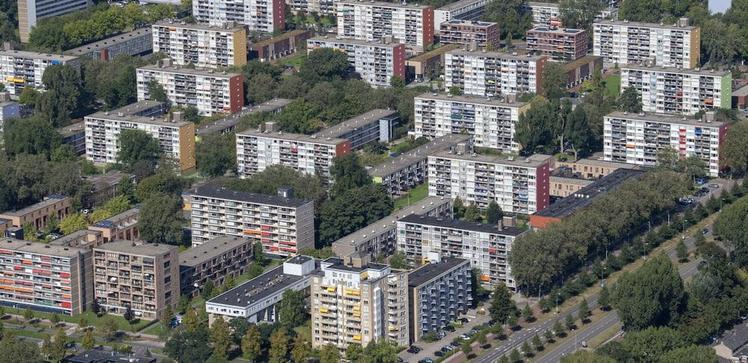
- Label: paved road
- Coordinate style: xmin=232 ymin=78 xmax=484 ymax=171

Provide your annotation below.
xmin=398 ymin=307 xmax=491 ymax=362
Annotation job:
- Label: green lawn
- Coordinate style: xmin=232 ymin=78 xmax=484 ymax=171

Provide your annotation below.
xmin=280 ymin=53 xmax=306 ymax=70
xmin=394 ymin=183 xmax=429 ymax=210
xmin=605 ymin=74 xmax=621 ymax=97
xmin=3 ymin=307 xmax=154 ymax=333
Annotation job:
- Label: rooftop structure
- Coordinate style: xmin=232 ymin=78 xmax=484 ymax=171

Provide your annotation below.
xmin=64 ymin=28 xmax=153 ymax=60
xmin=197 ymin=98 xmax=291 ymax=136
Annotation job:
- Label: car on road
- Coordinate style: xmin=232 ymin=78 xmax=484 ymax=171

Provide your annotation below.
xmin=581 ymin=340 xmax=588 ymax=348
xmin=434 ymin=350 xmax=444 ymax=357
xmin=418 ymin=359 xmax=434 ymax=363
xmin=709 ymin=183 xmax=720 ymax=189
xmin=407 ymin=346 xmax=421 ymax=354
xmin=444 ymin=325 xmax=456 ymax=332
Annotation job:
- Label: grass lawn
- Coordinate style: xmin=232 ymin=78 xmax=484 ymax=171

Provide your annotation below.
xmin=4 ymin=307 xmax=154 ymax=333
xmin=605 ymin=74 xmax=621 ymax=98
xmin=279 ymin=53 xmax=306 ymax=69
xmin=141 ymin=321 xmax=168 ymax=337
xmin=394 ymin=183 xmax=429 ymax=210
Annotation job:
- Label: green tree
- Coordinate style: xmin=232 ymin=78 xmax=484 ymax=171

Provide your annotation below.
xmin=81 ymin=329 xmax=95 ymax=350
xmin=618 ymin=326 xmax=687 ymax=362
xmin=118 ymin=129 xmax=161 ymax=172
xmin=618 ymin=87 xmax=642 ymax=113
xmin=269 ymin=328 xmax=290 ymax=363
xmin=462 ymin=340 xmax=473 ymax=355
xmin=330 ymin=153 xmax=371 ymax=196
xmin=659 ymin=345 xmax=718 ymax=363
xmin=46 ymin=329 xmax=67 ymax=362
xmin=390 ymin=75 xmax=405 ymax=88
xmin=164 ymin=326 xmax=212 ymax=363
xmin=560 ymin=350 xmax=616 ymax=363
xmin=18 ymin=87 xmax=39 ymax=107
xmin=3 ymin=116 xmax=61 ymax=158
xmin=541 ymin=63 xmax=567 ymax=100
xmin=676 ymin=240 xmax=688 ymax=262
xmin=103 ymin=317 xmax=118 ymax=341
xmin=486 ymin=200 xmax=503 ymax=224
xmin=182 ymin=307 xmax=201 ymax=333
xmin=579 ymin=298 xmax=591 ymax=322
xmin=201 ymin=279 xmax=216 ymax=300
xmin=388 ymin=251 xmax=409 ymax=269
xmin=248 ymin=73 xmax=277 ymax=104
xmin=559 ymin=0 xmax=604 ymax=30
xmin=197 ymin=133 xmax=236 ymax=177
xmin=59 ymin=213 xmax=88 ymax=235
xmin=701 ymin=19 xmax=740 ymax=65
xmin=319 ymin=185 xmax=393 ymax=245
xmin=291 ymin=334 xmax=311 ymax=363
xmin=147 ymin=80 xmax=169 ymax=104
xmin=544 ymin=329 xmax=554 ymax=343
xmin=598 ymin=285 xmax=611 ymax=310
xmin=448 ymin=85 xmax=463 ymax=96
xmin=36 ymin=64 xmax=83 ymax=126
xmin=23 ymin=309 xmax=34 ymax=322
xmin=565 ymin=313 xmax=576 ymax=330
xmin=521 ymin=341 xmax=533 ymax=357
xmin=612 ymin=255 xmax=685 ymax=330
xmin=482 ymin=0 xmax=531 ymax=40
xmin=532 ymin=334 xmax=543 ymax=351
xmin=489 ymin=283 xmax=517 ymax=325
xmin=210 ymin=316 xmax=231 ymax=360
xmin=135 ymin=169 xmax=185 ymax=201
xmin=103 ymin=195 xmax=131 ymax=215
xmin=278 ymin=289 xmax=307 ymax=329
xmin=300 ymin=48 xmax=351 ymax=83
xmin=242 ymin=325 xmax=262 ymax=362
xmin=224 ymin=165 xmax=327 ymax=206
xmin=463 ymin=203 xmax=483 ymax=222
xmin=139 ymin=193 xmax=183 ymax=245
xmin=345 ymin=343 xmax=363 ymax=362
xmin=0 ymin=335 xmax=45 ymax=363
xmin=319 ymin=344 xmax=340 ymax=363
xmin=723 ymin=121 xmax=748 ymax=175
xmin=509 ymin=348 xmax=521 ymax=363
xmin=521 ymin=304 xmax=535 ymax=322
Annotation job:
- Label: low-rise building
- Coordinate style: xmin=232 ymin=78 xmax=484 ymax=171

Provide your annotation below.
xmin=0 ymin=195 xmax=72 ymax=231
xmin=152 ymin=20 xmax=247 ymax=69
xmin=0 ymin=92 xmax=22 ymax=132
xmin=64 ymin=28 xmax=153 ymax=61
xmin=397 ymin=215 xmax=525 ymax=289
xmin=444 ymin=49 xmax=547 ymax=97
xmin=714 ymin=323 xmax=748 ymax=362
xmin=189 ymin=184 xmax=316 ymax=257
xmin=311 ymin=109 xmax=399 ymax=150
xmin=434 ymin=0 xmax=490 ymax=33
xmin=206 ymin=256 xmax=318 ymax=324
xmin=63 ymin=347 xmax=156 ymax=363
xmin=553 ymin=157 xmax=639 ymax=180
xmin=82 ymin=171 xmax=132 ymax=208
xmin=428 ymin=152 xmax=552 ymax=214
xmin=197 ymin=98 xmax=291 ymax=136
xmin=439 ymin=20 xmax=500 ymax=49
xmin=526 ymin=26 xmax=588 ymax=62
xmin=562 ymin=55 xmax=602 ymax=88
xmin=603 ymin=111 xmax=727 ymax=176
xmin=311 ymin=257 xmax=409 ymax=349
xmin=414 ymin=93 xmax=529 ymax=153
xmin=405 ymin=44 xmax=461 ymax=82
xmin=88 ymin=208 xmax=140 ymax=243
xmin=0 ymin=50 xmax=80 ymax=96
xmin=307 ymin=37 xmax=406 ymax=88
xmin=93 ymin=241 xmax=179 ymax=320
xmin=370 ymin=134 xmax=472 ymax=196
xmin=249 ymin=30 xmax=312 ymax=62
xmin=0 ymin=238 xmax=93 ymax=315
xmin=549 ymin=176 xmax=593 ymax=198
xmin=407 ymin=256 xmax=472 ymax=342
xmin=50 ymin=230 xmax=104 ymax=250
xmin=179 ymin=236 xmax=253 ymax=297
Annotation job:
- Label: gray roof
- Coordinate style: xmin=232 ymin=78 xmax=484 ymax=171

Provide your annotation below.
xmin=49 ymin=230 xmax=101 ymax=247
xmin=430 ymin=151 xmax=552 ymax=168
xmin=734 ymin=84 xmax=748 ymax=97
xmin=339 ymin=0 xmax=432 ymax=9
xmin=237 ymin=129 xmax=348 ymax=146
xmin=0 ymin=195 xmax=69 ymax=217
xmin=137 ymin=64 xmax=241 ymax=78
xmin=196 ymin=98 xmax=291 ymax=136
xmin=398 ymin=214 xmax=526 ymax=236
xmin=594 ymin=19 xmax=697 ymax=30
xmin=721 ymin=323 xmax=748 ymax=351
xmin=93 ymin=208 xmax=139 ymax=229
xmin=84 ymin=101 xmax=183 ymax=128
xmin=322 ymin=257 xmax=389 ymax=273
xmin=0 ymin=238 xmax=88 ymax=257
xmin=605 ymin=111 xmax=726 ymax=128
xmin=621 ymin=64 xmax=731 ymax=77
xmin=313 ymin=109 xmax=398 ymax=139
xmin=438 ymin=0 xmax=489 ymax=11
xmin=0 ymin=49 xmax=78 ymax=62
xmin=84 ymin=171 xmax=129 ymax=190
xmin=64 ymin=28 xmax=152 ymax=56
xmin=308 ymin=36 xmax=403 ymax=48
xmin=192 ymin=184 xmax=312 ymax=208
xmin=527 ymin=1 xmax=559 ymax=7
xmin=447 ymin=49 xmax=547 ymax=61
xmin=208 ymin=263 xmax=311 ymax=308
xmin=153 ymin=19 xmax=245 ymax=33
xmin=408 ymin=257 xmax=469 ymax=287
xmin=442 ymin=19 xmax=497 ymax=28
xmin=528 ymin=26 xmax=585 ymax=34
xmin=369 ymin=134 xmax=472 ymax=177
xmin=179 ymin=236 xmax=251 ymax=267
xmin=94 ymin=240 xmax=178 ymax=256
xmin=415 ymin=92 xmax=528 ymax=108
xmin=57 ymin=122 xmax=85 ymax=137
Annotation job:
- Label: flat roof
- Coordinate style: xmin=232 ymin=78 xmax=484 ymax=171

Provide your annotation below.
xmin=734 ymin=84 xmax=748 ymax=97
xmin=398 ymin=214 xmax=526 ymax=236
xmin=154 ymin=19 xmax=245 ymax=32
xmin=138 ymin=64 xmax=241 ymax=78
xmin=64 ymin=28 xmax=152 ymax=56
xmin=208 ymin=263 xmax=306 ymax=308
xmin=0 ymin=49 xmax=79 ymax=62
xmin=49 ymin=230 xmax=101 ymax=247
xmin=621 ymin=64 xmax=730 ymax=76
xmin=442 ymin=19 xmax=497 ymax=27
xmin=527 ymin=1 xmax=559 ymax=7
xmin=438 ymin=0 xmax=489 ymax=11
xmin=448 ymin=49 xmax=547 ymax=61
xmin=529 ymin=26 xmax=585 ymax=34
xmin=605 ymin=111 xmax=726 ymax=127
xmin=407 ymin=44 xmax=462 ymax=62
xmin=237 ymin=129 xmax=348 ymax=146
xmin=94 ymin=240 xmax=177 ymax=256
xmin=415 ymin=92 xmax=528 ymax=108
xmin=369 ymin=134 xmax=472 ymax=177
xmin=0 ymin=195 xmax=69 ymax=217
xmin=563 ymin=157 xmax=639 ymax=170
xmin=251 ymin=30 xmax=310 ymax=47
xmin=408 ymin=257 xmax=469 ymax=287
xmin=339 ymin=1 xmax=432 ymax=9
xmin=534 ymin=168 xmax=645 ymax=218
xmin=196 ymin=98 xmax=291 ymax=136
xmin=92 ymin=208 xmax=139 ymax=228
xmin=179 ymin=236 xmax=250 ymax=267
xmin=57 ymin=121 xmax=85 ymax=137
xmin=86 ymin=109 xmax=190 ymax=128
xmin=84 ymin=171 xmax=128 ymax=189
xmin=550 ymin=175 xmax=594 ymax=186
xmin=192 ymin=184 xmax=312 ymax=208
xmin=322 ymin=257 xmax=389 ymax=273
xmin=308 ymin=36 xmax=402 ymax=48
xmin=0 ymin=238 xmax=87 ymax=257
xmin=595 ymin=19 xmax=697 ymax=30
xmin=563 ymin=55 xmax=602 ymax=71
xmin=313 ymin=109 xmax=398 ymax=139
xmin=430 ymin=151 xmax=552 ymax=168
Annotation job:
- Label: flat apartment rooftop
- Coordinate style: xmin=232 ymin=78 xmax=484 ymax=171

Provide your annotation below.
xmin=192 ymin=184 xmax=312 ymax=208
xmin=527 ymin=1 xmax=559 ymax=7
xmin=252 ymin=30 xmax=309 ymax=47
xmin=0 ymin=238 xmax=87 ymax=257
xmin=369 ymin=134 xmax=472 ymax=177
xmin=197 ymin=98 xmax=291 ymax=136
xmin=408 ymin=257 xmax=469 ymax=287
xmin=339 ymin=0 xmax=432 ymax=9
xmin=529 ymin=26 xmax=585 ymax=34
xmin=605 ymin=111 xmax=726 ymax=127
xmin=621 ymin=64 xmax=731 ymax=76
xmin=138 ymin=64 xmax=241 ymax=78
xmin=49 ymin=230 xmax=101 ymax=247
xmin=0 ymin=49 xmax=78 ymax=62
xmin=430 ymin=151 xmax=552 ymax=168
xmin=93 ymin=208 xmax=139 ymax=229
xmin=237 ymin=129 xmax=348 ymax=146
xmin=408 ymin=44 xmax=462 ymax=62
xmin=57 ymin=121 xmax=85 ymax=137
xmin=208 ymin=264 xmax=306 ymax=308
xmin=447 ymin=49 xmax=547 ymax=61
xmin=416 ymin=92 xmax=528 ymax=108
xmin=84 ymin=171 xmax=128 ymax=189
xmin=65 ymin=28 xmax=152 ymax=56
xmin=308 ymin=36 xmax=402 ymax=48
xmin=86 ymin=110 xmax=190 ymax=128
xmin=534 ymin=168 xmax=645 ymax=218
xmin=179 ymin=236 xmax=250 ymax=267
xmin=595 ymin=19 xmax=697 ymax=30
xmin=442 ymin=19 xmax=497 ymax=27
xmin=321 ymin=257 xmax=389 ymax=273
xmin=0 ymin=195 xmax=68 ymax=217
xmin=154 ymin=19 xmax=245 ymax=32
xmin=313 ymin=109 xmax=398 ymax=139
xmin=398 ymin=214 xmax=526 ymax=236
xmin=438 ymin=0 xmax=488 ymax=11
xmin=94 ymin=240 xmax=177 ymax=256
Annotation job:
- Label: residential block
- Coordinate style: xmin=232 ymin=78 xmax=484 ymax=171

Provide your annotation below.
xmin=337 ymin=1 xmax=434 ymax=53
xmin=17 ymin=0 xmax=91 ymax=42
xmin=179 ymin=236 xmax=252 ymax=297
xmin=152 ymin=20 xmax=247 ymax=69
xmin=0 ymin=195 xmax=72 ymax=231
xmin=439 ymin=20 xmax=499 ymax=49
xmin=444 ymin=49 xmax=547 ymax=97
xmin=306 ymin=37 xmax=406 ymax=88
xmin=0 ymin=50 xmax=80 ymax=96
xmin=526 ymin=26 xmax=588 ymax=62
xmin=64 ymin=28 xmax=153 ymax=61
xmin=192 ymin=0 xmax=285 ymax=33
xmin=434 ymin=0 xmax=490 ymax=33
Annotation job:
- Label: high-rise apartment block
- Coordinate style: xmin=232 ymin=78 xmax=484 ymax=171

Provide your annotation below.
xmin=0 ymin=238 xmax=93 ymax=315
xmin=93 ymin=241 xmax=179 ymax=320
xmin=434 ymin=0 xmax=490 ymax=33
xmin=620 ymin=65 xmax=732 ymax=115
xmin=526 ymin=26 xmax=588 ymax=61
xmin=178 ymin=236 xmax=253 ymax=296
xmin=136 ymin=63 xmax=245 ymax=116
xmin=306 ymin=37 xmax=406 ymax=88
xmin=406 ymin=256 xmax=472 ymax=343
xmin=337 ymin=1 xmax=434 ymax=53
xmin=428 ymin=152 xmax=551 ymax=214
xmin=0 ymin=50 xmax=80 ymax=96
xmin=603 ymin=111 xmax=726 ymax=176
xmin=527 ymin=2 xmax=561 ymax=27
xmin=311 ymin=109 xmax=400 ymax=150
xmin=444 ymin=50 xmax=547 ymax=97
xmin=84 ymin=101 xmax=196 ymax=171
xmin=593 ymin=19 xmax=700 ymax=68
xmin=189 ymin=184 xmax=316 ymax=256
xmin=439 ymin=20 xmax=500 ymax=49
xmin=414 ymin=93 xmax=529 ymax=153
xmin=397 ymin=215 xmax=525 ymax=289
xmin=17 ymin=0 xmax=92 ymax=42
xmin=64 ymin=28 xmax=153 ymax=61
xmin=311 ymin=258 xmax=409 ymax=350
xmin=152 ymin=20 xmax=248 ymax=69
xmin=192 ymin=0 xmax=285 ymax=33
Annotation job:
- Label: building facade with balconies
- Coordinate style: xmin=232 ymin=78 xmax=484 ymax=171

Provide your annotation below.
xmin=526 ymin=26 xmax=588 ymax=62
xmin=444 ymin=50 xmax=547 ymax=97
xmin=179 ymin=236 xmax=253 ymax=296
xmin=0 ymin=50 xmax=80 ymax=96
xmin=152 ymin=20 xmax=247 ymax=69
xmin=439 ymin=20 xmax=499 ymax=49
xmin=306 ymin=37 xmax=406 ymax=88
xmin=192 ymin=0 xmax=285 ymax=33
xmin=337 ymin=1 xmax=434 ymax=54
xmin=434 ymin=0 xmax=490 ymax=33
xmin=88 ymin=208 xmax=140 ymax=243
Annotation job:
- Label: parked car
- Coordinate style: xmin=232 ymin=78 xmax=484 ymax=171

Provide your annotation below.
xmin=407 ymin=346 xmax=421 ymax=354
xmin=419 ymin=359 xmax=434 ymax=363
xmin=709 ymin=183 xmax=720 ymax=189
xmin=444 ymin=325 xmax=456 ymax=332
xmin=458 ymin=317 xmax=469 ymax=324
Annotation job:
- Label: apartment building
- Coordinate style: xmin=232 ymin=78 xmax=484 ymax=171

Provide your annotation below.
xmin=370 ymin=134 xmax=472 ymax=196
xmin=152 ymin=20 xmax=247 ymax=69
xmin=620 ymin=65 xmax=732 ymax=115
xmin=50 ymin=230 xmax=103 ymax=250
xmin=337 ymin=1 xmax=434 ymax=53
xmin=249 ymin=30 xmax=311 ymax=62
xmin=0 ymin=195 xmax=72 ymax=231
xmin=444 ymin=50 xmax=547 ymax=97
xmin=397 ymin=215 xmax=524 ymax=289
xmin=57 ymin=122 xmax=86 ymax=156
xmin=434 ymin=0 xmax=490 ymax=33
xmin=428 ymin=152 xmax=551 ymax=214
xmin=553 ymin=157 xmax=639 ymax=180
xmin=312 ymin=109 xmax=400 ymax=150
xmin=93 ymin=241 xmax=179 ymax=320
xmin=603 ymin=111 xmax=726 ymax=176
xmin=439 ymin=20 xmax=500 ymax=50
xmin=179 ymin=236 xmax=252 ymax=296
xmin=17 ymin=0 xmax=92 ymax=42
xmin=405 ymin=44 xmax=461 ymax=82
xmin=0 ymin=95 xmax=22 ymax=131
xmin=307 ymin=37 xmax=406 ymax=89
xmin=549 ymin=176 xmax=592 ymax=198
xmin=235 ymin=126 xmax=352 ymax=182
xmin=311 ymin=257 xmax=409 ymax=350
xmin=88 ymin=208 xmax=140 ymax=243
xmin=0 ymin=50 xmax=80 ymax=96
xmin=331 ymin=196 xmax=454 ymax=261
xmin=527 ymin=26 xmax=588 ymax=62
xmin=189 ymin=184 xmax=316 ymax=257
xmin=0 ymin=238 xmax=93 ymax=315
xmin=414 ymin=93 xmax=529 ymax=153
xmin=81 ymin=171 xmax=131 ymax=208
xmin=527 ymin=2 xmax=561 ymax=27
xmin=593 ymin=19 xmax=700 ymax=68
xmin=136 ymin=63 xmax=245 ymax=116
xmin=84 ymin=101 xmax=196 ymax=171
xmin=64 ymin=28 xmax=153 ymax=61
xmin=407 ymin=256 xmax=472 ymax=342
xmin=197 ymin=98 xmax=291 ymax=136
xmin=562 ymin=55 xmax=603 ymax=88
xmin=192 ymin=0 xmax=285 ymax=33
xmin=206 ymin=256 xmax=318 ymax=324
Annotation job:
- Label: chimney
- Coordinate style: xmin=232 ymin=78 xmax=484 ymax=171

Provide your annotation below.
xmin=502 ymin=215 xmax=516 ymax=228
xmin=172 ymin=111 xmax=183 ymax=122
xmin=265 ymin=121 xmax=276 ymax=132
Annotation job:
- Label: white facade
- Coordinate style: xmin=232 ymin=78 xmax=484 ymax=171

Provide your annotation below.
xmin=620 ymin=65 xmax=732 ymax=116
xmin=444 ymin=50 xmax=546 ymax=97
xmin=306 ymin=37 xmax=405 ymax=88
xmin=192 ymin=0 xmax=284 ymax=33
xmin=433 ymin=0 xmax=490 ymax=33
xmin=151 ymin=21 xmax=247 ymax=69
xmin=414 ymin=93 xmax=528 ymax=153
xmin=527 ymin=2 xmax=560 ymax=27
xmin=0 ymin=50 xmax=79 ymax=96
xmin=593 ymin=20 xmax=700 ymax=68
xmin=337 ymin=1 xmax=434 ymax=53
xmin=603 ymin=111 xmax=725 ymax=176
